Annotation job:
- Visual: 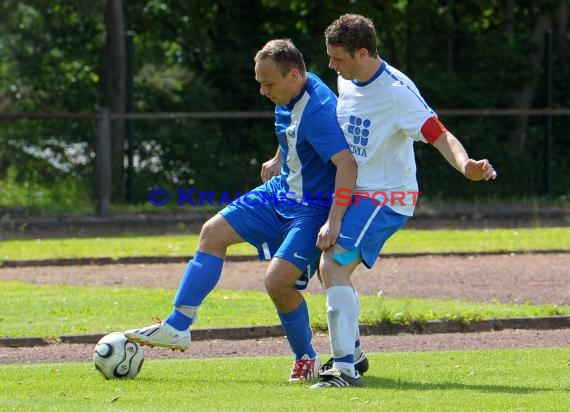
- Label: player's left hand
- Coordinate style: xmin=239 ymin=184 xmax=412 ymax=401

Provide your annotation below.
xmin=464 ymin=159 xmax=497 ymax=181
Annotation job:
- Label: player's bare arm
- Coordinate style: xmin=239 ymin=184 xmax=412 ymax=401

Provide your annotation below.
xmin=260 ymin=147 xmax=281 ymax=182
xmin=317 ymin=148 xmax=357 ymax=251
xmin=432 ymin=131 xmax=497 ymax=181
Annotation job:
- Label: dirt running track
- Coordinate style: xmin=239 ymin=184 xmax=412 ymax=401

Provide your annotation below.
xmin=1 ymin=252 xmax=569 ymax=364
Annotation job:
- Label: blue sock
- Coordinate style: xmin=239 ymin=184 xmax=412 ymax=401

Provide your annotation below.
xmin=165 ymin=310 xmax=193 ymax=331
xmin=278 ymin=300 xmax=316 ymax=360
xmin=165 ymin=251 xmax=224 ymax=330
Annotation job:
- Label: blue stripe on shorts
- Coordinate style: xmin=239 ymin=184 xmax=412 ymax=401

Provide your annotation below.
xmin=336 ymin=199 xmax=410 ymax=268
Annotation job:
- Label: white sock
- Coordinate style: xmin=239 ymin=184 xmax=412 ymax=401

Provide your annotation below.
xmin=354 ymin=290 xmax=362 ymax=359
xmin=333 ymin=361 xmax=354 ymax=376
xmin=326 ymin=285 xmax=359 ymax=377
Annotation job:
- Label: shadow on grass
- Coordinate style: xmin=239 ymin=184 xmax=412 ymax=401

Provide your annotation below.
xmin=364 ymin=376 xmax=567 ymax=394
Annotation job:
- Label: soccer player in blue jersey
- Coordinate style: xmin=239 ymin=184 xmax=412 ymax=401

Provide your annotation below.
xmin=125 ymin=39 xmax=358 ymax=382
xmin=311 ymin=14 xmax=498 ymax=388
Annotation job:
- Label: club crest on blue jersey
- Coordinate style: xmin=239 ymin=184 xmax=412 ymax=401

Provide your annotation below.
xmin=285 ymin=123 xmax=298 ymax=169
xmin=286 ymin=124 xmax=297 ymax=138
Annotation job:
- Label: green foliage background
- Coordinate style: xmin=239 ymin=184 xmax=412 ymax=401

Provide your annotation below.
xmin=1 ymin=1 xmax=569 ymax=209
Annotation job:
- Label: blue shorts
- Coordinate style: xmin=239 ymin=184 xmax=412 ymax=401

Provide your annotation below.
xmin=219 ymin=180 xmax=328 ymax=290
xmin=336 ymin=199 xmax=410 ymax=269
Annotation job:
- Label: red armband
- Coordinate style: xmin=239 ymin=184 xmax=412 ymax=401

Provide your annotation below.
xmin=420 ymin=116 xmax=447 ymax=144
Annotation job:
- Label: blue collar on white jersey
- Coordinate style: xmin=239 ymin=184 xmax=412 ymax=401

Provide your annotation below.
xmin=352 ymin=60 xmax=387 ymax=87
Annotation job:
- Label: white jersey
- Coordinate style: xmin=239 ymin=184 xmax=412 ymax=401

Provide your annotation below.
xmin=336 ymin=60 xmax=435 ymax=216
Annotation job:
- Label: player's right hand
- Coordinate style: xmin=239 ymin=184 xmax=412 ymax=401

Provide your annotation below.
xmin=261 ymin=157 xmax=280 ymax=182
xmin=316 ymin=219 xmax=341 ymax=251
xmin=464 ymin=159 xmax=497 ymax=181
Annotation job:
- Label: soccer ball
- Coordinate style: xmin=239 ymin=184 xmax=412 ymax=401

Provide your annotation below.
xmin=93 ymin=332 xmax=144 ymax=379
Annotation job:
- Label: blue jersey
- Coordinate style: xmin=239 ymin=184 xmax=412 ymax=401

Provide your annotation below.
xmin=273 ymin=73 xmax=348 ymax=203
xmin=219 ymin=73 xmax=346 ymax=278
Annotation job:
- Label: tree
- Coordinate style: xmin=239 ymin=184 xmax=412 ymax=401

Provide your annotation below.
xmin=101 ymin=0 xmax=127 ymax=200
xmin=505 ymin=2 xmax=557 ymax=155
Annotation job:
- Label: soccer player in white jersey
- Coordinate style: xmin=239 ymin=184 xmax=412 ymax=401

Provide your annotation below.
xmin=125 ymin=39 xmax=358 ymax=382
xmin=311 ymin=14 xmax=498 ymax=388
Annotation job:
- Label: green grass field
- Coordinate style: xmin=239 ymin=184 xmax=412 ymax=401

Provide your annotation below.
xmin=1 ymin=227 xmax=568 ymax=262
xmin=1 ymin=280 xmax=568 ymax=337
xmin=1 ymin=227 xmax=569 ymax=411
xmin=1 ymin=350 xmax=569 ymax=411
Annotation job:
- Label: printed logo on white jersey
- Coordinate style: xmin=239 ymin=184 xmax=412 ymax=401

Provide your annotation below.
xmin=348 ymin=115 xmax=371 ymax=146
xmin=293 ymin=252 xmax=309 ymax=260
xmin=347 ymin=115 xmax=370 ymax=158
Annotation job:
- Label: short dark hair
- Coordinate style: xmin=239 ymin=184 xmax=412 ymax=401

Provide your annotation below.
xmin=254 ymin=39 xmax=307 ymax=77
xmin=325 ymin=14 xmax=378 ymax=58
